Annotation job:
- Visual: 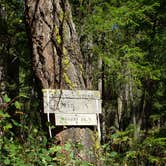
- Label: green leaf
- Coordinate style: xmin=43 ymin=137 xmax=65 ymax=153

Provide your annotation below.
xmin=14 ymin=101 xmax=21 ymax=110
xmin=3 ymin=94 xmax=11 ymax=103
xmin=11 ymin=119 xmax=21 ymax=127
xmin=3 ymin=123 xmax=12 ymax=131
xmin=76 ymin=143 xmax=84 ymax=150
xmin=44 ymin=155 xmax=52 ymax=162
xmin=111 ymin=133 xmax=119 ymax=139
xmin=19 ymin=93 xmax=29 ymax=99
xmin=110 ymin=151 xmax=118 ymax=158
xmin=49 ymin=145 xmax=62 ymax=153
xmin=81 ymin=161 xmax=91 ymax=166
xmin=65 ymin=142 xmax=72 ymax=151
xmin=4 ymin=158 xmax=10 ymax=165
xmin=0 ymin=110 xmax=10 ymax=118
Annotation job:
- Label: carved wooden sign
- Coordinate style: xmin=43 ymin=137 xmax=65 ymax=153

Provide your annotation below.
xmin=42 ymin=89 xmax=101 ymax=114
xmin=42 ymin=89 xmax=101 ymax=126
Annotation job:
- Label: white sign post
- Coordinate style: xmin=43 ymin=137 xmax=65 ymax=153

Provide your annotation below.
xmin=42 ymin=89 xmax=102 ymax=139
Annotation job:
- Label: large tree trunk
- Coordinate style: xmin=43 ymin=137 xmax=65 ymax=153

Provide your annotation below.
xmin=25 ymin=0 xmax=85 ymax=89
xmin=25 ymin=0 xmax=98 ymax=163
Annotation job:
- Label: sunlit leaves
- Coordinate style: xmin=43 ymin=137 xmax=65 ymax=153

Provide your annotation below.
xmin=14 ymin=101 xmax=21 ymax=110
xmin=0 ymin=109 xmax=10 ymax=118
xmin=3 ymin=94 xmax=11 ymax=103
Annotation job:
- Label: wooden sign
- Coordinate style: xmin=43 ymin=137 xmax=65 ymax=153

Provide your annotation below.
xmin=43 ymin=89 xmax=101 ymax=126
xmin=55 ymin=114 xmax=97 ymax=126
xmin=43 ymin=89 xmax=101 ymax=114
xmin=43 ymin=89 xmax=100 ymax=99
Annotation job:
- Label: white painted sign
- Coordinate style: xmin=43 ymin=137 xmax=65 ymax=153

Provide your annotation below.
xmin=43 ymin=89 xmax=101 ymax=114
xmin=55 ymin=114 xmax=97 ymax=126
xmin=42 ymin=89 xmax=101 ymax=127
xmin=43 ymin=89 xmax=100 ymax=99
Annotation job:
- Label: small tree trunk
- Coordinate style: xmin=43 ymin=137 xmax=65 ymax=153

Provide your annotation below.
xmin=0 ymin=5 xmax=7 ymax=136
xmin=25 ymin=0 xmax=98 ymax=163
xmin=0 ymin=55 xmax=6 ymax=136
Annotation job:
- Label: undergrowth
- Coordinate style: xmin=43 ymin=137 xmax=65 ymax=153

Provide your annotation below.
xmin=0 ymin=95 xmax=166 ymax=166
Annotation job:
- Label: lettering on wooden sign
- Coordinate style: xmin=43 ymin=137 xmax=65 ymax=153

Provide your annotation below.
xmin=43 ymin=89 xmax=102 ymax=139
xmin=43 ymin=89 xmax=101 ymax=114
xmin=55 ymin=114 xmax=97 ymax=126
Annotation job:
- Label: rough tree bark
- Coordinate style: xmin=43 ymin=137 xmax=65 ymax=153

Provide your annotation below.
xmin=25 ymin=0 xmax=98 ymax=163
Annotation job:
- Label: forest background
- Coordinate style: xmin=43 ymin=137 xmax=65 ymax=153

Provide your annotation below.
xmin=0 ymin=0 xmax=166 ymax=165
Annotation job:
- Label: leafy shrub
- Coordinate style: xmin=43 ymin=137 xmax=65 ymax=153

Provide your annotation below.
xmin=0 ymin=95 xmax=94 ymax=166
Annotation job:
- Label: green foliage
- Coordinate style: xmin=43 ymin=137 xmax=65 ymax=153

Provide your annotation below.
xmin=0 ymin=95 xmax=95 ymax=165
xmin=3 ymin=94 xmax=11 ymax=103
xmin=72 ymin=2 xmax=166 ymax=165
xmin=0 ymin=0 xmax=166 ymax=165
xmin=100 ymin=127 xmax=166 ymax=165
